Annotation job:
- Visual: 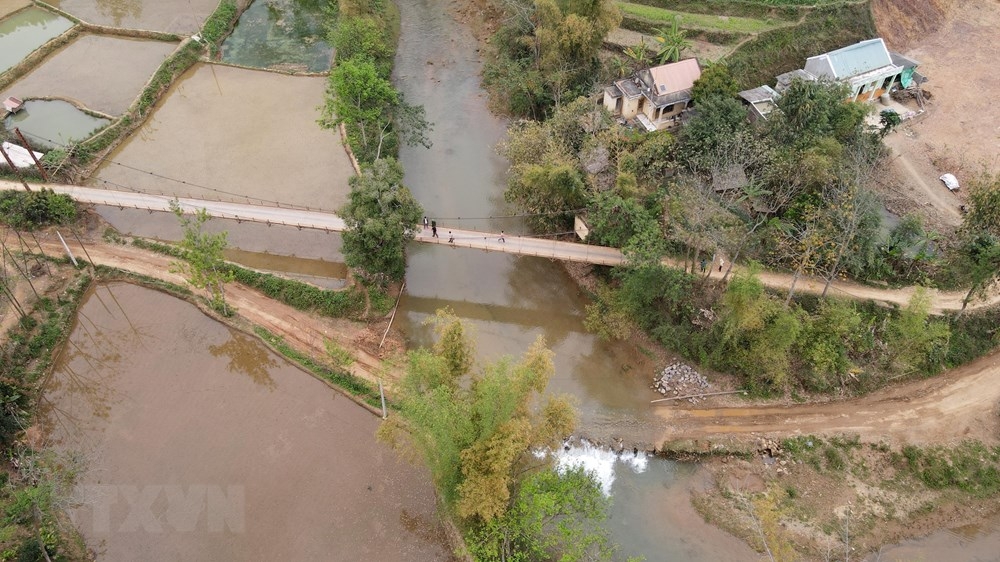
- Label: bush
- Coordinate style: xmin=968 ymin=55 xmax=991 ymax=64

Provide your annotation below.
xmin=0 ymin=189 xmax=76 ymax=229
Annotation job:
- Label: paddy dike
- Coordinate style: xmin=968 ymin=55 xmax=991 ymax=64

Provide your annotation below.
xmin=91 ymin=63 xmax=353 ymax=210
xmin=1 ymin=33 xmax=176 ymax=116
xmin=40 ymin=282 xmax=454 ymax=561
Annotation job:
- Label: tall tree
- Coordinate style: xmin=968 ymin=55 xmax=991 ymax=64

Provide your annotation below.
xmin=339 ymin=158 xmax=423 ymax=285
xmin=957 ymin=173 xmax=1000 ymax=314
xmin=485 ymin=0 xmax=621 ymax=116
xmin=169 ymin=201 xmax=234 ymax=315
xmin=691 ymin=62 xmax=738 ymax=103
xmin=321 ymin=59 xmax=431 ymax=162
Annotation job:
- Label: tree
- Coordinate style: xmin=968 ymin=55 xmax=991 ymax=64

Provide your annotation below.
xmin=679 ymin=95 xmax=749 ymax=164
xmin=878 ymin=109 xmax=901 ymax=138
xmin=713 ymin=267 xmax=802 ymax=391
xmin=652 ymin=17 xmax=690 ymax=64
xmin=622 ymin=39 xmax=651 ymax=69
xmin=691 ymin=62 xmax=738 ymax=103
xmin=957 ymin=173 xmax=1000 ymax=314
xmin=321 ymin=60 xmax=431 ymax=162
xmin=485 ymin=0 xmax=621 ymax=117
xmin=377 ymin=312 xmax=619 ymax=559
xmin=467 ymin=467 xmax=617 ymax=562
xmin=770 ymin=79 xmax=869 ymax=147
xmin=169 ymin=201 xmax=234 ymax=315
xmin=885 ymin=288 xmax=950 ymax=375
xmin=339 ymin=158 xmax=423 ymax=285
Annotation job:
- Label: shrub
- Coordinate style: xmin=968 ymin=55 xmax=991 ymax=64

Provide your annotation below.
xmin=0 ymin=189 xmax=76 ymax=229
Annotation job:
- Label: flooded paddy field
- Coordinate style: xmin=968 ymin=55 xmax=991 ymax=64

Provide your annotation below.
xmin=221 ymin=0 xmax=332 ymax=72
xmin=91 ymin=63 xmax=352 ymax=210
xmin=40 ymin=283 xmax=453 ymax=560
xmin=0 ymin=6 xmax=73 ymax=74
xmin=47 ymin=0 xmax=219 ymax=34
xmin=4 ymin=98 xmax=108 ymax=148
xmin=1 ymin=34 xmax=176 ymax=116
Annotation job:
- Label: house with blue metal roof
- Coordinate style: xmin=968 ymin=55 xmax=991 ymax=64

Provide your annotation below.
xmin=773 ymin=38 xmax=923 ymax=102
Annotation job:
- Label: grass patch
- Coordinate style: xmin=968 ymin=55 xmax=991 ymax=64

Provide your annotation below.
xmin=617 ymin=2 xmax=779 ymax=33
xmin=725 ymin=2 xmax=876 ymax=89
xmin=622 ymin=0 xmax=801 ymax=20
xmin=896 ymin=442 xmax=1000 ymax=498
xmin=200 ymin=0 xmax=238 ymax=55
xmin=253 ymin=326 xmax=382 ymax=408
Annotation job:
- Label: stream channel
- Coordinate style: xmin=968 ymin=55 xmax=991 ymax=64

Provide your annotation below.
xmin=390 ymin=0 xmax=753 ymax=559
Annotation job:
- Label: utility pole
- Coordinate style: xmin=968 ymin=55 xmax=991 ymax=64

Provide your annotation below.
xmin=14 ymin=128 xmax=47 ymax=182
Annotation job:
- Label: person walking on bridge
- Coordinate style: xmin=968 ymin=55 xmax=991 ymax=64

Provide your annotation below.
xmin=499 ymin=230 xmax=505 ymax=243
xmin=431 ymin=220 xmax=438 ymax=238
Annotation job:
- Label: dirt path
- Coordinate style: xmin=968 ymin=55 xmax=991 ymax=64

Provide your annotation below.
xmin=654 ymin=346 xmax=1000 ymax=447
xmin=20 ymin=228 xmax=1000 ymax=451
xmin=29 ymin=233 xmax=396 ymax=389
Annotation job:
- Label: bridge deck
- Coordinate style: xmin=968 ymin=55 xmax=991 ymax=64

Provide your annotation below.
xmin=1 ymin=181 xmax=626 ymax=266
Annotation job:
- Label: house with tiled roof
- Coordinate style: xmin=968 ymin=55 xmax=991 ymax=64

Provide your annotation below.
xmin=602 ymin=58 xmax=701 ymax=132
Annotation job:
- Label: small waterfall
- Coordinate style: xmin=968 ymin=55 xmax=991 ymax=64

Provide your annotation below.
xmin=549 ymin=439 xmax=648 ymax=496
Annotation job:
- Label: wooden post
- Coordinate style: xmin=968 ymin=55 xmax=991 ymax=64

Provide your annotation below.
xmin=70 ymin=228 xmax=95 ymax=267
xmin=650 ymin=389 xmax=746 ymax=404
xmin=56 ymin=231 xmax=78 ymax=267
xmin=14 ymin=128 xmax=47 ymax=182
xmin=378 ymin=380 xmax=387 ymax=420
xmin=0 ymin=143 xmax=31 ymax=191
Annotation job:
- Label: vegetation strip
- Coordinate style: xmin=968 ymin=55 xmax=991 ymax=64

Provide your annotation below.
xmin=252 ymin=326 xmax=382 ymax=409
xmin=129 ymin=237 xmax=365 ymax=319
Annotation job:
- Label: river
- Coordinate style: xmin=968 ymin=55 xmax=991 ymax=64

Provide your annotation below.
xmin=391 ymin=0 xmax=756 ymax=559
xmin=39 ymin=282 xmax=454 ymax=560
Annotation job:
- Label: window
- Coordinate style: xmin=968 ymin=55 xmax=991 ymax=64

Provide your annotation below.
xmin=664 ymin=104 xmax=675 ymax=113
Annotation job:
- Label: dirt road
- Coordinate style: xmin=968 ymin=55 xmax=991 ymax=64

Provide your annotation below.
xmin=30 ymin=231 xmax=1000 ymax=451
xmin=655 ymin=346 xmax=1000 ymax=447
xmin=29 ymin=233 xmax=394 ymax=389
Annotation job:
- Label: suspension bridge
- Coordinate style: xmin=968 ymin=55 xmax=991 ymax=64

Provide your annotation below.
xmin=0 ymin=180 xmax=628 ymax=266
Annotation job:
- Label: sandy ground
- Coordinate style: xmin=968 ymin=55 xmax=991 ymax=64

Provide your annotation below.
xmin=46 ymin=0 xmax=219 ymax=34
xmin=0 ymin=0 xmax=28 ymax=18
xmin=878 ymin=1 xmax=1000 ymax=231
xmin=91 ymin=63 xmax=353 ymax=211
xmin=0 ymin=34 xmax=177 ymax=116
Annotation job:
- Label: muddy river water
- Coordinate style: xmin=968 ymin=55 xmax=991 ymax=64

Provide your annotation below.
xmin=391 ymin=0 xmax=756 ymax=559
xmin=41 ymin=283 xmax=453 ymax=560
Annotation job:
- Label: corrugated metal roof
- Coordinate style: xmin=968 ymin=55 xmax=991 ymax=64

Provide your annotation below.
xmin=804 ymin=38 xmax=893 ymax=80
xmin=738 ymin=85 xmax=778 ymax=104
xmin=889 ymin=51 xmax=920 ymax=69
xmin=647 ymin=59 xmax=701 ymax=96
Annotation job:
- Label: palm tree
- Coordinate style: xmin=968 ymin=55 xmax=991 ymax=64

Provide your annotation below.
xmin=653 ymin=17 xmax=691 ymax=64
xmin=609 ymin=56 xmax=631 ymax=78
xmin=622 ymin=39 xmax=651 ymax=69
